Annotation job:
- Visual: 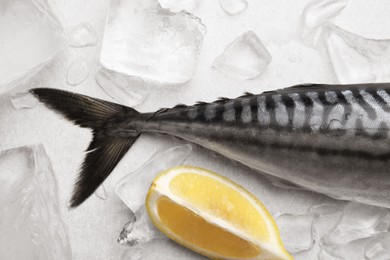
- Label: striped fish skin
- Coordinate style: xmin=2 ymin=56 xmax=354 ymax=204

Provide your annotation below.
xmin=115 ymin=83 xmax=390 ymax=208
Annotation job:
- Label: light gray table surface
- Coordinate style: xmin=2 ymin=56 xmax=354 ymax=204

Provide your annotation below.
xmin=1 ymin=0 xmax=390 ymax=259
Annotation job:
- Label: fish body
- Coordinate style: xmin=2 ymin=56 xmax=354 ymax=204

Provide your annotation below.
xmin=32 ymin=83 xmax=390 ymax=208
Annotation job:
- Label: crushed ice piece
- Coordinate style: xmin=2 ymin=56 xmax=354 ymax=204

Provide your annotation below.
xmin=115 ymin=144 xmax=192 ymax=212
xmin=0 ymin=145 xmax=71 ymax=260
xmin=100 ymin=0 xmax=206 ymax=84
xmin=94 ymin=184 xmax=107 ymax=200
xmin=212 ymin=31 xmax=272 ymax=80
xmin=275 ymin=213 xmax=315 ymax=253
xmin=325 ymin=24 xmax=390 ymax=83
xmin=118 ymin=211 xmax=137 ymax=246
xmin=96 ymin=68 xmax=150 ymax=107
xmin=300 ymin=0 xmax=347 ymax=45
xmin=10 ymin=92 xmax=38 ymax=109
xmin=219 ymin=0 xmax=248 ymax=15
xmin=320 ymin=237 xmax=371 ymax=260
xmin=311 ymin=204 xmax=343 ymax=246
xmin=302 ymin=0 xmax=347 ymax=29
xmin=117 ymin=206 xmax=163 ymax=247
xmin=0 ymin=0 xmax=66 ymax=95
xmin=158 ymin=0 xmax=201 ymax=13
xmin=66 ymin=58 xmax=91 ymax=86
xmin=68 ymin=23 xmax=97 ymax=48
xmin=323 ymin=202 xmax=390 ymax=245
xmin=365 ymin=233 xmax=390 ymax=260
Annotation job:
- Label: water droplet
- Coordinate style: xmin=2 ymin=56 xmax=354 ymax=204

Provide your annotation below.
xmin=219 ymin=0 xmax=248 ymax=15
xmin=10 ymin=92 xmax=38 ymax=109
xmin=94 ymin=184 xmax=107 ymax=200
xmin=66 ymin=58 xmax=91 ymax=86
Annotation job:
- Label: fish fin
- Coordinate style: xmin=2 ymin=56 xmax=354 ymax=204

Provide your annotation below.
xmin=238 ymin=92 xmax=254 ymax=98
xmin=173 ymin=104 xmax=187 ymax=109
xmin=263 ymin=83 xmax=388 ymax=95
xmin=30 ymin=88 xmax=134 ymax=128
xmin=213 ymin=97 xmax=231 ymax=104
xmin=152 ymin=108 xmax=170 ymax=116
xmin=30 ymin=88 xmax=141 ymax=207
xmin=195 ymin=101 xmax=208 ymax=106
xmin=71 ymin=134 xmax=138 ymax=207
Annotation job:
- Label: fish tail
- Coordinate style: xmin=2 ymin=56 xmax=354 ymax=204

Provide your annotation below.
xmin=30 ymin=88 xmax=140 ymax=207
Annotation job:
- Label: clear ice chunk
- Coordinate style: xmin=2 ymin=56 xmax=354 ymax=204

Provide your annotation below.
xmin=96 ymin=68 xmax=150 ymax=107
xmin=117 ymin=206 xmax=164 ymax=247
xmin=219 ymin=0 xmax=248 ymax=16
xmin=115 ymin=144 xmax=192 ymax=212
xmin=365 ymin=233 xmax=390 ymax=260
xmin=67 ymin=23 xmax=98 ymax=48
xmin=10 ymin=92 xmax=38 ymax=109
xmin=212 ymin=31 xmax=272 ymax=80
xmin=0 ymin=0 xmax=66 ymax=95
xmin=100 ymin=0 xmax=206 ymax=84
xmin=158 ymin=0 xmax=201 ymax=13
xmin=66 ymin=58 xmax=91 ymax=86
xmin=323 ymin=202 xmax=390 ymax=245
xmin=0 ymin=145 xmax=71 ymax=260
xmin=275 ymin=213 xmax=315 ymax=253
xmin=325 ymin=24 xmax=390 ymax=83
xmin=94 ymin=184 xmax=108 ymax=200
xmin=300 ymin=0 xmax=347 ymax=45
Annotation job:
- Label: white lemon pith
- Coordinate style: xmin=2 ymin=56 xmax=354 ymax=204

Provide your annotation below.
xmin=145 ymin=166 xmax=293 ymax=260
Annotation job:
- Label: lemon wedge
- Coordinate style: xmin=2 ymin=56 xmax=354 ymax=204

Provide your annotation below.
xmin=145 ymin=166 xmax=293 ymax=260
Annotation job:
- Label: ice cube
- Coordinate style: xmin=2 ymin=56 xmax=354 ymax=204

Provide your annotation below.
xmin=115 ymin=144 xmax=192 ymax=212
xmin=10 ymin=92 xmax=38 ymax=109
xmin=300 ymin=0 xmax=347 ymax=45
xmin=275 ymin=213 xmax=315 ymax=253
xmin=365 ymin=233 xmax=390 ymax=260
xmin=100 ymin=0 xmax=206 ymax=84
xmin=96 ymin=68 xmax=150 ymax=107
xmin=66 ymin=58 xmax=91 ymax=86
xmin=67 ymin=23 xmax=98 ymax=48
xmin=0 ymin=145 xmax=71 ymax=260
xmin=212 ymin=31 xmax=272 ymax=80
xmin=323 ymin=202 xmax=390 ymax=245
xmin=324 ymin=24 xmax=390 ymax=83
xmin=117 ymin=206 xmax=164 ymax=247
xmin=310 ymin=204 xmax=343 ymax=243
xmin=94 ymin=184 xmax=108 ymax=200
xmin=219 ymin=0 xmax=248 ymax=16
xmin=157 ymin=0 xmax=201 ymax=13
xmin=0 ymin=0 xmax=66 ymax=95
xmin=289 ymin=204 xmax=344 ymax=259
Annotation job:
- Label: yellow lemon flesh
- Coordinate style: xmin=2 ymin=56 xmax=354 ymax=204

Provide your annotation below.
xmin=146 ymin=166 xmax=293 ymax=260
